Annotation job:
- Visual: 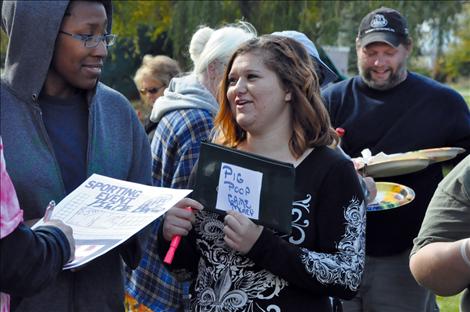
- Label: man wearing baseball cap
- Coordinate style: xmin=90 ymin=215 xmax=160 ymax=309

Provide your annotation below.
xmin=322 ymin=7 xmax=470 ymax=312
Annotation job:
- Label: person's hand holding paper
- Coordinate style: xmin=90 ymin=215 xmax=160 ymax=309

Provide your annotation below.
xmin=42 ymin=219 xmax=75 ymax=262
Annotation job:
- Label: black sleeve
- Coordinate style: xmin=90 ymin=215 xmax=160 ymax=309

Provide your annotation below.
xmin=155 ymin=214 xmax=200 ymax=283
xmin=155 ymin=167 xmax=201 ymax=278
xmin=0 ymin=223 xmax=71 ymax=297
xmin=246 ymin=160 xmax=366 ymax=300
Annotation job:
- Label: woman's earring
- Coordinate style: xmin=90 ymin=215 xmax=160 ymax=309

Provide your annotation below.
xmin=285 ymin=92 xmax=292 ymax=102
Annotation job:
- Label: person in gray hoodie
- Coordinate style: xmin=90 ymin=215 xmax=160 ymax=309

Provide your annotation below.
xmin=0 ymin=1 xmax=152 ymax=311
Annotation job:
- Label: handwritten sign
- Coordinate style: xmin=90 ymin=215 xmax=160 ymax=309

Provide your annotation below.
xmin=216 ymin=162 xmax=263 ymax=219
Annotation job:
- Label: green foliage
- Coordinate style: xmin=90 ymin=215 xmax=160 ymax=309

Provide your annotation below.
xmin=103 ymin=1 xmax=176 ymax=99
xmin=112 ymin=1 xmax=172 ymax=57
xmin=0 ymin=28 xmax=7 ymax=73
xmin=1 ymin=1 xmax=467 ymax=98
xmin=168 ymin=0 xmax=241 ymax=69
xmin=440 ymin=2 xmax=470 ymax=82
xmin=102 ymin=0 xmax=470 ymax=95
xmin=437 ymin=293 xmax=462 ymax=312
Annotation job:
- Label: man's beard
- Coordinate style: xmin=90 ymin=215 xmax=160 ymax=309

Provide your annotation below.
xmin=358 ymin=59 xmax=407 ymax=90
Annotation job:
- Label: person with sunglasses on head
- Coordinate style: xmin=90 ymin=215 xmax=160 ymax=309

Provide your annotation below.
xmin=133 ymin=55 xmax=181 ymax=142
xmin=272 ymin=30 xmax=339 ymax=90
xmin=1 ymin=1 xmax=152 ymax=311
xmin=272 ymin=30 xmax=377 ymax=207
xmin=125 ymin=22 xmax=256 ymax=312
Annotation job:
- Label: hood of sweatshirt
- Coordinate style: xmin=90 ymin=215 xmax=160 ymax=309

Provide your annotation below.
xmin=1 ymin=0 xmax=113 ymax=104
xmin=149 ymin=74 xmax=219 ymax=123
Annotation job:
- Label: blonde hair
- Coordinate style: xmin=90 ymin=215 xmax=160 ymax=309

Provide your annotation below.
xmin=133 ymin=55 xmax=181 ymax=89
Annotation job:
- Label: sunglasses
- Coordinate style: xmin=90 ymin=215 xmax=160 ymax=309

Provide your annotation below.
xmin=139 ymin=86 xmax=163 ymax=95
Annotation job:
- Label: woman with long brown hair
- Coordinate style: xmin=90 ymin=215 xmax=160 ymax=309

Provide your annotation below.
xmin=158 ymin=35 xmax=366 ymax=311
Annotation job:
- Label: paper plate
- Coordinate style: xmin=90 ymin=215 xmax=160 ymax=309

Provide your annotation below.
xmin=409 ymin=147 xmax=466 ymax=163
xmin=367 ymin=182 xmax=415 ymax=212
xmin=361 ymin=156 xmax=430 ymax=178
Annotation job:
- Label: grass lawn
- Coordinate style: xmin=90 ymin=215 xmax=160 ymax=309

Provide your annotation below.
xmin=459 ymin=91 xmax=470 ymax=107
xmin=451 ymin=81 xmax=470 ymax=106
xmin=437 ymin=292 xmax=462 ymax=311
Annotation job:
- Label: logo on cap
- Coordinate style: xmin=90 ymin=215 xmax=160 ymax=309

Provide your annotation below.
xmin=370 ymin=14 xmax=388 ymax=28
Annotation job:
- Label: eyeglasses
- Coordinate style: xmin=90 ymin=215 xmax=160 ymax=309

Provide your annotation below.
xmin=59 ymin=30 xmax=117 ymax=48
xmin=139 ymin=86 xmax=163 ymax=95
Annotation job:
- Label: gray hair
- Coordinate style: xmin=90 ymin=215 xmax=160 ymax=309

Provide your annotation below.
xmin=190 ymin=21 xmax=257 ymax=76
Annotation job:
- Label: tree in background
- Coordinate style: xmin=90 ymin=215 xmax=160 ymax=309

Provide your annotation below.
xmin=102 ymin=1 xmax=172 ymax=97
xmin=415 ymin=1 xmax=466 ymax=81
xmin=439 ymin=2 xmax=470 ymax=83
xmin=112 ymin=1 xmax=171 ymax=57
xmin=2 ymin=1 xmax=465 ymax=99
xmin=1 ymin=27 xmax=7 ymax=72
xmin=168 ymin=0 xmax=241 ymax=68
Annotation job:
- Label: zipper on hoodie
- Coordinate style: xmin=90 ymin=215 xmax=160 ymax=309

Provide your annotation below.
xmin=32 ymin=96 xmax=77 ymax=311
xmin=31 ymin=98 xmax=68 ymax=199
xmin=86 ymin=102 xmax=93 ymax=178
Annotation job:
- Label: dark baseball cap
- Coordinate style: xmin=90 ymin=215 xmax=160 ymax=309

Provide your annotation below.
xmin=357 ymin=7 xmax=409 ymax=48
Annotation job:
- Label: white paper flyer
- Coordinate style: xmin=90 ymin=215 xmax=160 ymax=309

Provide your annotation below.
xmin=33 ymin=174 xmax=192 ymax=269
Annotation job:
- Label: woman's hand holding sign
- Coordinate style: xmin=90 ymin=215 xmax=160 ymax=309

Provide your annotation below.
xmin=223 ymin=210 xmax=263 ymax=254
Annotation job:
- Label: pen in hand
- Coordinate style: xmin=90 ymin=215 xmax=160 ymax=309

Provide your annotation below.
xmin=44 ymin=200 xmax=56 ymax=222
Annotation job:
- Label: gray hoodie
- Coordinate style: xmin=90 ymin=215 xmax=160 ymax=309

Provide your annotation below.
xmin=149 ymin=74 xmax=219 ymax=124
xmin=1 ymin=1 xmax=151 ymax=311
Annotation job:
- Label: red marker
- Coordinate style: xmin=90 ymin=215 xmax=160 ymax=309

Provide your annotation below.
xmin=335 ymin=127 xmax=345 ymax=138
xmin=163 ymin=207 xmax=193 ymax=264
